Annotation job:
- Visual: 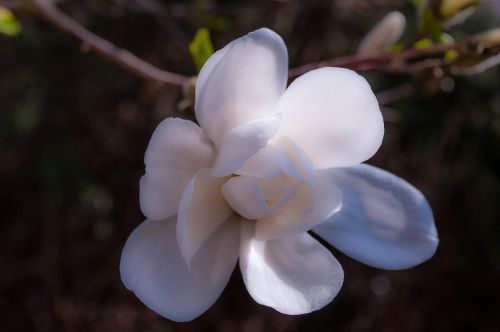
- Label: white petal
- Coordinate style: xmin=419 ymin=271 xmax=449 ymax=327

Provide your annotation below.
xmin=221 ymin=176 xmax=270 ymax=220
xmin=256 ymin=171 xmax=342 ymax=240
xmin=239 ymin=222 xmax=344 ymax=315
xmin=274 ymin=68 xmax=384 ymax=169
xmin=236 ymin=142 xmax=305 ymax=182
xmin=211 ymin=117 xmax=280 ymax=177
xmin=177 ymin=169 xmax=234 ymax=266
xmin=221 ymin=175 xmax=292 ymax=220
xmin=195 ymin=28 xmax=288 ymax=146
xmin=140 ymin=118 xmax=215 ymax=220
xmin=120 ymin=217 xmax=239 ymax=322
xmin=195 ymin=40 xmax=231 ymax=102
xmin=275 ymin=137 xmax=316 ymax=183
xmin=313 ymin=164 xmax=439 ymax=270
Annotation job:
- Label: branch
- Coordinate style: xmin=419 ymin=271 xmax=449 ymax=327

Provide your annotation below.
xmin=376 ymin=82 xmax=416 ymax=106
xmin=5 ymin=1 xmax=498 ymax=89
xmin=27 ymin=0 xmax=189 ymax=86
xmin=0 ymin=0 xmax=31 ymax=10
xmin=289 ymin=42 xmax=459 ymax=79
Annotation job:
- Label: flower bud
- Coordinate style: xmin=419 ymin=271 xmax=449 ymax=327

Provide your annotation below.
xmin=357 ymin=11 xmax=406 ymax=55
xmin=449 ymin=29 xmax=500 ymax=75
xmin=178 ymin=76 xmax=197 ymax=112
xmin=473 ymin=28 xmax=500 ymax=49
xmin=440 ymin=0 xmax=479 ymax=19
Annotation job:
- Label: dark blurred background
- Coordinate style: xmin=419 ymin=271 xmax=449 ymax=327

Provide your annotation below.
xmin=1 ymin=0 xmax=499 ymax=331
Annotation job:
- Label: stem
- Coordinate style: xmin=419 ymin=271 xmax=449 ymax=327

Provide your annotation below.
xmin=4 ymin=1 xmax=496 ymax=87
xmin=30 ymin=0 xmax=189 ymax=86
xmin=288 ymin=42 xmax=459 ymax=79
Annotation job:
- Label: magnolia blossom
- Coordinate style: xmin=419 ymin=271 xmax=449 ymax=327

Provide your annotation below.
xmin=120 ymin=28 xmax=439 ymax=322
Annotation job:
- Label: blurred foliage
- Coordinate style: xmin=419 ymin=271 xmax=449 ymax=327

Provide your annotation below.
xmin=0 ymin=6 xmax=21 ymax=36
xmin=188 ymin=28 xmax=214 ymax=73
xmin=0 ymin=0 xmax=499 ymax=332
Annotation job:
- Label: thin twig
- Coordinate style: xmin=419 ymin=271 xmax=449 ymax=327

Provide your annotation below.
xmin=4 ymin=1 xmax=496 ymax=87
xmin=0 ymin=0 xmax=31 ymax=10
xmin=288 ymin=42 xmax=459 ymax=79
xmin=376 ymin=82 xmax=416 ymax=106
xmin=29 ymin=0 xmax=189 ymax=86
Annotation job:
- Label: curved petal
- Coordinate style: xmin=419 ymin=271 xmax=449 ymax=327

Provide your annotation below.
xmin=177 ymin=169 xmax=234 ymax=267
xmin=212 ymin=117 xmax=280 ymax=177
xmin=313 ymin=164 xmax=439 ymax=270
xmin=239 ymin=222 xmax=344 ymax=315
xmin=195 ymin=40 xmax=232 ymax=102
xmin=221 ymin=176 xmax=270 ymax=220
xmin=120 ymin=217 xmax=239 ymax=322
xmin=195 ymin=28 xmax=288 ymax=146
xmin=255 ymin=171 xmax=342 ymax=240
xmin=221 ymin=176 xmax=292 ymax=220
xmin=140 ymin=118 xmax=215 ymax=221
xmin=274 ymin=67 xmax=384 ymax=169
xmin=236 ymin=140 xmax=306 ymax=183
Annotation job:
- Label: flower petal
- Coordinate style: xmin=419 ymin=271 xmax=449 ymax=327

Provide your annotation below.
xmin=177 ymin=169 xmax=234 ymax=267
xmin=211 ymin=117 xmax=280 ymax=177
xmin=255 ymin=171 xmax=342 ymax=240
xmin=221 ymin=176 xmax=270 ymax=220
xmin=274 ymin=67 xmax=384 ymax=168
xmin=239 ymin=222 xmax=344 ymax=315
xmin=221 ymin=175 xmax=292 ymax=220
xmin=195 ymin=28 xmax=288 ymax=146
xmin=120 ymin=217 xmax=239 ymax=322
xmin=313 ymin=164 xmax=439 ymax=270
xmin=235 ymin=140 xmax=306 ymax=182
xmin=140 ymin=118 xmax=215 ymax=221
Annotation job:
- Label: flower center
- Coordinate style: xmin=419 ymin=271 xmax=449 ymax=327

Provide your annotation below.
xmin=221 ymin=172 xmax=296 ymax=220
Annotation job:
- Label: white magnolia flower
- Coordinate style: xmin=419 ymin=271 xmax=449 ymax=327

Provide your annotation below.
xmin=120 ymin=28 xmax=439 ymax=322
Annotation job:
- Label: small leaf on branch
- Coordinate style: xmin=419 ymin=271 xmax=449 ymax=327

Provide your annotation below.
xmin=0 ymin=6 xmax=21 ymax=37
xmin=413 ymin=38 xmax=434 ymax=49
xmin=421 ymin=10 xmax=442 ymax=41
xmin=189 ymin=28 xmax=214 ymax=73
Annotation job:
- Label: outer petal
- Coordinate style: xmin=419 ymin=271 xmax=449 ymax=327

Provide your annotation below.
xmin=195 ymin=28 xmax=288 ymax=146
xmin=211 ymin=117 xmax=280 ymax=177
xmin=313 ymin=164 xmax=439 ymax=270
xmin=177 ymin=169 xmax=234 ymax=267
xmin=140 ymin=118 xmax=215 ymax=221
xmin=274 ymin=67 xmax=384 ymax=169
xmin=239 ymin=222 xmax=344 ymax=315
xmin=120 ymin=217 xmax=239 ymax=322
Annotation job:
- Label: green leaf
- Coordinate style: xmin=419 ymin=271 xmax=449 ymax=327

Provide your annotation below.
xmin=438 ymin=32 xmax=454 ymax=44
xmin=413 ymin=38 xmax=434 ymax=49
xmin=189 ymin=28 xmax=214 ymax=73
xmin=422 ymin=9 xmax=442 ymax=41
xmin=204 ymin=16 xmax=231 ymax=32
xmin=411 ymin=0 xmax=426 ymax=7
xmin=445 ymin=50 xmax=458 ymax=61
xmin=0 ymin=6 xmax=21 ymax=37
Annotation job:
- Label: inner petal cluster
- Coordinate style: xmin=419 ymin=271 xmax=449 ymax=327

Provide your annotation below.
xmin=222 ymin=137 xmax=315 ymax=220
xmin=215 ymin=136 xmax=339 ymax=241
xmin=222 ymin=171 xmax=298 ymax=220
